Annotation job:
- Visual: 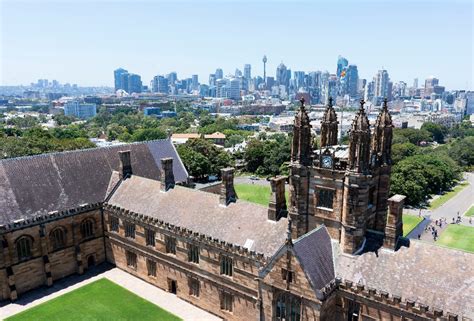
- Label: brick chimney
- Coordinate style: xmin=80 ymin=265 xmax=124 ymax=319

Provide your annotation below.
xmin=220 ymin=168 xmax=237 ymax=206
xmin=268 ymin=176 xmax=287 ymax=221
xmin=118 ymin=150 xmax=132 ymax=179
xmin=383 ymin=194 xmax=405 ymax=250
xmin=160 ymin=158 xmax=175 ymax=192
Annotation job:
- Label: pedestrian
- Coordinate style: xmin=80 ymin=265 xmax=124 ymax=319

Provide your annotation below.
xmin=418 ymin=234 xmax=421 ymax=240
xmin=470 ymin=217 xmax=472 ymax=224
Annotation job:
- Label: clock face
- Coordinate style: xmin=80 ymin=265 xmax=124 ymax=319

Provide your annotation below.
xmin=322 ymin=156 xmax=333 ymax=168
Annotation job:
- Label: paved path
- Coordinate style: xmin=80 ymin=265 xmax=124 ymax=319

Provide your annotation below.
xmin=0 ymin=266 xmax=222 ymax=321
xmin=406 ymin=172 xmax=474 ymax=241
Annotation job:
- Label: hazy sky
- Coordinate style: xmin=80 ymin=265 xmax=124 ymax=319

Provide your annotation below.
xmin=1 ymin=0 xmax=473 ymax=89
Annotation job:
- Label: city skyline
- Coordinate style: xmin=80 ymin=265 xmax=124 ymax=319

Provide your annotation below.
xmin=1 ymin=1 xmax=472 ymax=90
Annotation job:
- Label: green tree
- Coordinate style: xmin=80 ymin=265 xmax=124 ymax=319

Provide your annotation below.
xmin=421 ymin=122 xmax=447 ymax=143
xmin=391 ymin=142 xmax=419 ymax=164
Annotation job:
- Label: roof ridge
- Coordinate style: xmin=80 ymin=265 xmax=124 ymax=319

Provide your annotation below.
xmin=294 ymin=224 xmax=325 ymax=244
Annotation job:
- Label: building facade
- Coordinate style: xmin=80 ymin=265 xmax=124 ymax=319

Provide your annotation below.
xmin=0 ymin=106 xmax=472 ymax=320
xmin=64 ymin=101 xmax=97 ymax=119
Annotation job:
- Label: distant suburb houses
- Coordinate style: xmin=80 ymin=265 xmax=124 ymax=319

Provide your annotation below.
xmin=171 ymin=132 xmax=226 ymax=146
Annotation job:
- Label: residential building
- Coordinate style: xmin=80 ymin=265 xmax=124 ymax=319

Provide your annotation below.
xmin=64 ymin=101 xmax=97 ymax=119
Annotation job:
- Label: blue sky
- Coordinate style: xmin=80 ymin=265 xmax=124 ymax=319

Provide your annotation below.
xmin=1 ymin=0 xmax=472 ymax=89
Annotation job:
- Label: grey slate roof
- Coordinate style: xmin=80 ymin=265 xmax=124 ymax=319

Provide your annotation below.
xmin=335 ymin=241 xmax=474 ymax=318
xmin=294 ymin=227 xmax=335 ymax=291
xmin=106 ymin=174 xmax=288 ymax=257
xmin=0 ymin=139 xmax=188 ymax=225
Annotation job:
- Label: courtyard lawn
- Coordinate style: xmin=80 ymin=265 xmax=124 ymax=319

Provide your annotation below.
xmin=464 ymin=205 xmax=474 ymax=217
xmin=235 ymin=183 xmax=289 ymax=206
xmin=437 ymin=224 xmax=474 ymax=253
xmin=429 ymin=182 xmax=469 ymax=210
xmin=402 ymin=214 xmax=423 ymax=237
xmin=6 ymin=278 xmax=182 ymax=321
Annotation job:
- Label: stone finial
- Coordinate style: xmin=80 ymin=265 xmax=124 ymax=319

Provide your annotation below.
xmin=118 ymin=150 xmax=132 ymax=179
xmin=286 ymin=217 xmax=293 ymax=246
xmin=299 ymin=97 xmax=305 ymax=109
xmin=160 ymin=158 xmax=175 ymax=192
xmin=359 ymin=99 xmax=365 ymax=110
xmin=268 ymin=176 xmax=287 ymax=221
xmin=219 ymin=168 xmax=237 ymax=206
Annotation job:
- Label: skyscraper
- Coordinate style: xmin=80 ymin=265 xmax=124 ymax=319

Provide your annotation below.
xmin=336 ymin=56 xmax=348 ymax=78
xmin=167 ymin=72 xmax=178 ymax=85
xmin=294 ymin=71 xmax=306 ymax=90
xmin=345 ymin=65 xmax=359 ymax=98
xmin=192 ymin=75 xmax=199 ymax=90
xmin=127 ymin=74 xmax=142 ymax=94
xmin=152 ymin=75 xmax=169 ymax=94
xmin=215 ymin=68 xmax=223 ymax=80
xmin=209 ymin=74 xmax=216 ymax=86
xmin=276 ymin=62 xmax=290 ymax=89
xmin=114 ymin=68 xmax=128 ymax=91
xmin=244 ymin=64 xmax=251 ymax=80
xmin=375 ymin=69 xmax=390 ymax=99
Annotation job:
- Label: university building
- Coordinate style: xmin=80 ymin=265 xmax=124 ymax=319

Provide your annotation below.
xmin=0 ymin=99 xmax=472 ymax=320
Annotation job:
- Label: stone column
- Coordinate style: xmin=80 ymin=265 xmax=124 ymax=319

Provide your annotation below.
xmin=384 ymin=194 xmax=405 ymax=250
xmin=268 ymin=176 xmax=287 ymax=221
xmin=220 ymin=168 xmax=237 ymax=206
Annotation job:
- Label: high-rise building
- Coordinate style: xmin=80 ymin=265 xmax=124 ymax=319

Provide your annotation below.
xmin=322 ymin=74 xmax=338 ymax=103
xmin=114 ymin=68 xmax=128 ymax=91
xmin=209 ymin=74 xmax=216 ymax=86
xmin=167 ymin=72 xmax=178 ymax=85
xmin=152 ymin=75 xmax=169 ymax=94
xmin=64 ymin=101 xmax=97 ymax=120
xmin=424 ymin=77 xmax=444 ymax=96
xmin=235 ymin=69 xmax=242 ymax=78
xmin=294 ymin=71 xmax=306 ymax=90
xmin=127 ymin=74 xmax=142 ymax=94
xmin=276 ymin=62 xmax=290 ymax=89
xmin=216 ymin=79 xmax=227 ymax=98
xmin=227 ymin=77 xmax=241 ymax=100
xmin=192 ymin=75 xmax=199 ymax=90
xmin=413 ymin=78 xmax=418 ymax=89
xmin=345 ymin=65 xmax=359 ymax=98
xmin=375 ymin=69 xmax=390 ymax=99
xmin=336 ymin=56 xmax=348 ymax=78
xmin=215 ymin=68 xmax=223 ymax=80
xmin=465 ymin=91 xmax=474 ymax=115
xmin=244 ymin=64 xmax=251 ymax=80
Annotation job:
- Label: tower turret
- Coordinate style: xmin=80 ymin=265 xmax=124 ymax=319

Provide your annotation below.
xmin=348 ymin=99 xmax=371 ymax=174
xmin=371 ymin=98 xmax=393 ymax=166
xmin=320 ymin=97 xmax=339 ymax=147
xmin=291 ymin=98 xmax=312 ymax=166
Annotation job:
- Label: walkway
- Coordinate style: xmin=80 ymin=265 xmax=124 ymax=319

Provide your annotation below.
xmin=0 ymin=266 xmax=222 ymax=321
xmin=406 ymin=172 xmax=474 ymax=241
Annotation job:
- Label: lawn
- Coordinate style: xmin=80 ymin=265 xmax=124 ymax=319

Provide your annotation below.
xmin=464 ymin=205 xmax=474 ymax=217
xmin=235 ymin=183 xmax=289 ymax=206
xmin=6 ymin=278 xmax=182 ymax=321
xmin=402 ymin=214 xmax=423 ymax=237
xmin=429 ymin=182 xmax=469 ymax=210
xmin=437 ymin=224 xmax=474 ymax=253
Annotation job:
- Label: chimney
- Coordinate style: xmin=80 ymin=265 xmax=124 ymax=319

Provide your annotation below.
xmin=268 ymin=176 xmax=287 ymax=221
xmin=118 ymin=150 xmax=132 ymax=179
xmin=220 ymin=168 xmax=237 ymax=206
xmin=383 ymin=194 xmax=406 ymax=250
xmin=160 ymin=158 xmax=175 ymax=192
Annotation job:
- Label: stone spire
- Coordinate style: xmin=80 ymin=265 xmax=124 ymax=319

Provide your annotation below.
xmin=291 ymin=98 xmax=312 ymax=166
xmin=320 ymin=97 xmax=339 ymax=147
xmin=371 ymin=98 xmax=393 ymax=166
xmin=348 ymin=99 xmax=371 ymax=173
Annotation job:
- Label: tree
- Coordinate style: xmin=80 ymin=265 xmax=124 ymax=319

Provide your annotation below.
xmin=393 ymin=128 xmax=432 ymax=145
xmin=391 ymin=142 xmax=419 ymax=164
xmin=243 ymin=134 xmax=291 ymax=176
xmin=53 ymin=114 xmax=77 ymax=126
xmin=131 ymin=128 xmax=167 ymax=142
xmin=448 ymin=136 xmax=474 ymax=169
xmin=421 ymin=122 xmax=447 ymax=143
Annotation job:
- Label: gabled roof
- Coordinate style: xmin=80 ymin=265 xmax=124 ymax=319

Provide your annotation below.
xmin=0 ymin=139 xmax=188 ymax=225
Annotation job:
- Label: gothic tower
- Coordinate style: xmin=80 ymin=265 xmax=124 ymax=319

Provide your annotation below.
xmin=289 ymin=98 xmax=312 ymax=238
xmin=320 ymin=97 xmax=339 ymax=147
xmin=372 ymin=98 xmax=394 ymax=232
xmin=340 ymin=100 xmax=372 ymax=253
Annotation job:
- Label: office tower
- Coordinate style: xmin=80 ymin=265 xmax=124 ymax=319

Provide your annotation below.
xmin=127 ymin=74 xmax=142 ymax=94
xmin=244 ymin=64 xmax=251 ymax=80
xmin=276 ymin=62 xmax=290 ymax=89
xmin=227 ymin=77 xmax=241 ymax=100
xmin=345 ymin=65 xmax=359 ymax=98
xmin=114 ymin=68 xmax=128 ymax=91
xmin=294 ymin=71 xmax=305 ymax=90
xmin=192 ymin=75 xmax=199 ymax=90
xmin=364 ymin=80 xmax=375 ymax=101
xmin=336 ymin=56 xmax=349 ymax=78
xmin=375 ymin=69 xmax=390 ymax=99
xmin=199 ymin=84 xmax=209 ymax=97
xmin=262 ymin=55 xmax=267 ymax=88
xmin=120 ymin=73 xmax=129 ymax=93
xmin=216 ymin=79 xmax=227 ymax=98
xmin=322 ymin=74 xmax=338 ymax=104
xmin=466 ymin=91 xmax=474 ymax=115
xmin=215 ymin=68 xmax=224 ymax=80
xmin=235 ymin=69 xmax=242 ymax=77
xmin=167 ymin=72 xmax=178 ymax=85
xmin=152 ymin=75 xmax=169 ymax=94
xmin=413 ymin=78 xmax=418 ymax=89
xmin=424 ymin=77 xmax=444 ymax=96
xmin=266 ymin=77 xmax=275 ymax=89
xmin=209 ymin=74 xmax=216 ymax=86
xmin=64 ymin=101 xmax=97 ymax=120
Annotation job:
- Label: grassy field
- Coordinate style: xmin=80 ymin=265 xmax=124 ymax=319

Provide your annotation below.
xmin=429 ymin=182 xmax=469 ymax=210
xmin=6 ymin=278 xmax=182 ymax=321
xmin=437 ymin=225 xmax=474 ymax=253
xmin=235 ymin=183 xmax=289 ymax=206
xmin=402 ymin=214 xmax=423 ymax=237
xmin=464 ymin=205 xmax=474 ymax=217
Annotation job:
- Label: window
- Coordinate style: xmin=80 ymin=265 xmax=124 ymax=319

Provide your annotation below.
xmin=50 ymin=227 xmax=66 ymax=250
xmin=188 ymin=244 xmax=199 ymax=264
xmin=126 ymin=251 xmax=137 ymax=269
xmin=317 ymin=189 xmax=334 ymax=209
xmin=165 ymin=236 xmax=176 ymax=254
xmin=146 ymin=259 xmax=156 ymax=277
xmin=16 ymin=236 xmax=32 ymax=261
xmin=145 ymin=229 xmax=155 ymax=246
xmin=80 ymin=219 xmax=94 ymax=239
xmin=275 ymin=293 xmax=301 ymax=321
xmin=347 ymin=300 xmax=360 ymax=321
xmin=220 ymin=255 xmax=233 ymax=277
xmin=110 ymin=216 xmax=119 ymax=232
xmin=220 ymin=291 xmax=233 ymax=312
xmin=124 ymin=221 xmax=135 ymax=239
xmin=368 ymin=187 xmax=376 ymax=208
xmin=281 ymin=268 xmax=294 ymax=283
xmin=189 ymin=278 xmax=200 ymax=297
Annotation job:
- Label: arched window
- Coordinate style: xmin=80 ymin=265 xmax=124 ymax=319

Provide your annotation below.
xmin=81 ymin=219 xmax=94 ymax=239
xmin=275 ymin=292 xmax=301 ymax=321
xmin=16 ymin=236 xmax=33 ymax=261
xmin=50 ymin=227 xmax=66 ymax=250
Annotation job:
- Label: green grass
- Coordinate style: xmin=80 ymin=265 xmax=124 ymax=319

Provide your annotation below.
xmin=429 ymin=182 xmax=469 ymax=210
xmin=464 ymin=205 xmax=474 ymax=217
xmin=6 ymin=278 xmax=182 ymax=321
xmin=437 ymin=224 xmax=474 ymax=253
xmin=402 ymin=214 xmax=423 ymax=237
xmin=235 ymin=183 xmax=289 ymax=206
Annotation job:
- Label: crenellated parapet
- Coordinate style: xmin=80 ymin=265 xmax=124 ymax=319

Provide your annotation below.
xmin=103 ymin=203 xmax=267 ymax=263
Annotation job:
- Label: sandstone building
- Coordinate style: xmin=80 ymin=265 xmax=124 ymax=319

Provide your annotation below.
xmin=0 ymin=100 xmax=472 ymax=320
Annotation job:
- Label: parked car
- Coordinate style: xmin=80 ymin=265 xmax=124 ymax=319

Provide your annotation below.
xmin=249 ymin=175 xmax=259 ymax=180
